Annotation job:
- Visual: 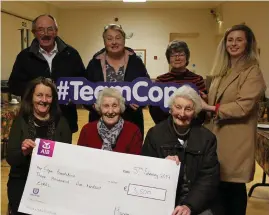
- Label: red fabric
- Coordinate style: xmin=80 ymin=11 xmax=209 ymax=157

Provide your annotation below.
xmin=77 ymin=120 xmax=142 ymax=155
xmin=215 ymin=103 xmax=220 ymax=113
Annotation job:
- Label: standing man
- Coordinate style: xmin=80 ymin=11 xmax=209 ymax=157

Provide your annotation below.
xmin=8 ymin=14 xmax=85 ymax=134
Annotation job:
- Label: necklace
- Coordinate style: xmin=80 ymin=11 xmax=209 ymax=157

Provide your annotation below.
xmin=172 ymin=122 xmax=190 ymax=136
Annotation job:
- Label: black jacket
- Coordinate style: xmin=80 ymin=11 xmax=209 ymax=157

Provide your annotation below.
xmin=85 ymin=47 xmax=150 ymax=137
xmin=8 ymin=37 xmax=85 ymax=132
xmin=142 ymin=117 xmax=222 ymax=215
xmin=7 ymin=115 xmax=72 ymax=179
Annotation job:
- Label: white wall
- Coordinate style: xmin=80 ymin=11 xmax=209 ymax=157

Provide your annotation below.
xmin=220 ymin=1 xmax=269 ymax=96
xmin=58 ymin=8 xmax=216 ymax=78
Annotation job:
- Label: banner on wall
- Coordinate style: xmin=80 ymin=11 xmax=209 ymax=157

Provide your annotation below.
xmin=56 ymin=77 xmax=198 ymax=110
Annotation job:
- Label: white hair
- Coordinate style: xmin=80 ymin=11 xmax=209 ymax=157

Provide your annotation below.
xmin=168 ymin=85 xmax=202 ymax=116
xmin=95 ymin=88 xmax=126 ymax=113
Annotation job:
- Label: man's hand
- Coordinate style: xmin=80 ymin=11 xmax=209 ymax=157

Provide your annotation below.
xmin=172 ymin=205 xmax=191 ymax=215
xmin=165 ymin=155 xmax=180 ymax=165
xmin=21 ymin=139 xmax=36 ymax=156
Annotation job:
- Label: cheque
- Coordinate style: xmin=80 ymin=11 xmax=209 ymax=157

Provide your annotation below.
xmin=19 ymin=138 xmax=180 ymax=215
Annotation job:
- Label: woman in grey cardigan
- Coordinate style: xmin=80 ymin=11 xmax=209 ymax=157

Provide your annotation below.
xmin=6 ymin=77 xmax=72 ymax=215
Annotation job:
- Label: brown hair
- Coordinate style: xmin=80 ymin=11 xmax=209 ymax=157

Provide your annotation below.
xmin=20 ymin=77 xmax=61 ymax=117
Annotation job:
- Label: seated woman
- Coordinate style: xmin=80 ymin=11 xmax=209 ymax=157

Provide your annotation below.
xmin=78 ymin=88 xmax=142 ymax=154
xmin=142 ymin=85 xmax=221 ymax=215
xmin=149 ymin=40 xmax=207 ymax=125
xmin=7 ymin=77 xmax=72 ymax=215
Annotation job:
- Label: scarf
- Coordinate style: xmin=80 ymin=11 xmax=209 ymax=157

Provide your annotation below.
xmin=28 ymin=114 xmax=56 ymax=140
xmin=97 ymin=117 xmax=124 ymax=151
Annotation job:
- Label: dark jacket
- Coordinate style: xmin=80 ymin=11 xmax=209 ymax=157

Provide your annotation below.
xmin=142 ymin=117 xmax=222 ymax=215
xmin=85 ymin=47 xmax=150 ymax=137
xmin=7 ymin=115 xmax=72 ymax=179
xmin=6 ymin=115 xmax=72 ymax=214
xmin=8 ymin=37 xmax=85 ymax=132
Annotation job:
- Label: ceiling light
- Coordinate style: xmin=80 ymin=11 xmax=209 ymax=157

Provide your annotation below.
xmin=123 ymin=0 xmax=147 ymax=2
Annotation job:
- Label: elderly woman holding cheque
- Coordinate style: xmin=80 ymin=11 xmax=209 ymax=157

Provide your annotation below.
xmin=78 ymin=88 xmax=142 ymax=154
xmin=142 ymin=85 xmax=222 ymax=215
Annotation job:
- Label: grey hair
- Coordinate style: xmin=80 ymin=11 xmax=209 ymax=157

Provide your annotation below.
xmin=95 ymin=88 xmax=126 ymax=113
xmin=32 ymin=14 xmax=58 ymax=32
xmin=168 ymin=85 xmax=202 ymax=116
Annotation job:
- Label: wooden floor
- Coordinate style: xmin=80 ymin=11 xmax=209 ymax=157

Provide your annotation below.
xmin=1 ymin=108 xmax=269 ymax=214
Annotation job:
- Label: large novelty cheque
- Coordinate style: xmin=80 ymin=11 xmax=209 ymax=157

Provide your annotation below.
xmin=19 ymin=139 xmax=180 ymax=215
xmin=56 ymin=77 xmax=198 ymax=111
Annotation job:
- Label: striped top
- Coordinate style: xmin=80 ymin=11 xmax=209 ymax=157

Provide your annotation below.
xmin=149 ymin=69 xmax=207 ymax=125
xmin=156 ymin=69 xmax=207 ymax=93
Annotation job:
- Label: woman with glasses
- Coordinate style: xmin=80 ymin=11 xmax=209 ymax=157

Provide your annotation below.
xmin=85 ymin=24 xmax=149 ymax=138
xmin=149 ymin=40 xmax=207 ymax=125
xmin=6 ymin=77 xmax=72 ymax=214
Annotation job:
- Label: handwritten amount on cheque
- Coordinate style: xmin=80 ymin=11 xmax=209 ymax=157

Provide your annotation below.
xmin=35 ymin=165 xmax=171 ymax=190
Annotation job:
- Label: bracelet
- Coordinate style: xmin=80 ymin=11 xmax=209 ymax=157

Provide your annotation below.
xmin=215 ymin=103 xmax=220 ymax=113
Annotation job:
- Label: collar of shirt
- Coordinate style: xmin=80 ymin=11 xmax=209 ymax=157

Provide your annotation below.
xmin=39 ymin=42 xmax=58 ymax=57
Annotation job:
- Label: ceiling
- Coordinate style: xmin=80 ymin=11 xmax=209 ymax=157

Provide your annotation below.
xmin=47 ymin=1 xmax=223 ymax=9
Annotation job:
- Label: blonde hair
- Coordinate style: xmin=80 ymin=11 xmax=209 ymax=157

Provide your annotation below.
xmin=211 ymin=24 xmax=259 ymax=77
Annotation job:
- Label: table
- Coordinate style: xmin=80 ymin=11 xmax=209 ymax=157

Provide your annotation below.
xmin=248 ymin=128 xmax=269 ymax=197
xmin=1 ymin=103 xmax=20 ymax=159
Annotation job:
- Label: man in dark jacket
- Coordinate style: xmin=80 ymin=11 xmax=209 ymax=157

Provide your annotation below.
xmin=8 ymin=14 xmax=85 ymax=134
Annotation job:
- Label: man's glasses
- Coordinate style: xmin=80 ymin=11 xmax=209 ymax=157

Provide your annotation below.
xmin=35 ymin=27 xmax=56 ymax=35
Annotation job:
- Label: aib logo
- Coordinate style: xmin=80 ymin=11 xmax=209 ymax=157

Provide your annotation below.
xmin=37 ymin=139 xmax=55 ymax=157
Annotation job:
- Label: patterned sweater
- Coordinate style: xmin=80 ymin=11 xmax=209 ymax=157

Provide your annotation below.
xmin=149 ymin=69 xmax=207 ymax=124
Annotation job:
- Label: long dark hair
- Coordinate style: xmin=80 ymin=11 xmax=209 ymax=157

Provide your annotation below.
xmin=20 ymin=77 xmax=61 ymax=118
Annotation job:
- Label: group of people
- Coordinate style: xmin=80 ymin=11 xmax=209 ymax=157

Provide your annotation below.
xmin=6 ymin=14 xmax=266 ymax=215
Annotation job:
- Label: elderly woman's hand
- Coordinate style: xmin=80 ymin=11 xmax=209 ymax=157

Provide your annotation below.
xmin=165 ymin=155 xmax=180 ymax=165
xmin=129 ymin=104 xmax=139 ymax=111
xmin=172 ymin=205 xmax=191 ymax=215
xmin=21 ymin=139 xmax=36 ymax=156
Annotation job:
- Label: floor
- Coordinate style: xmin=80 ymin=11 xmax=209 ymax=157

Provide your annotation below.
xmin=1 ymin=108 xmax=269 ymax=214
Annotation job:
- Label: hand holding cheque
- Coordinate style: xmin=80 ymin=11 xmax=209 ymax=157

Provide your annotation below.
xmin=19 ymin=138 xmax=180 ymax=215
